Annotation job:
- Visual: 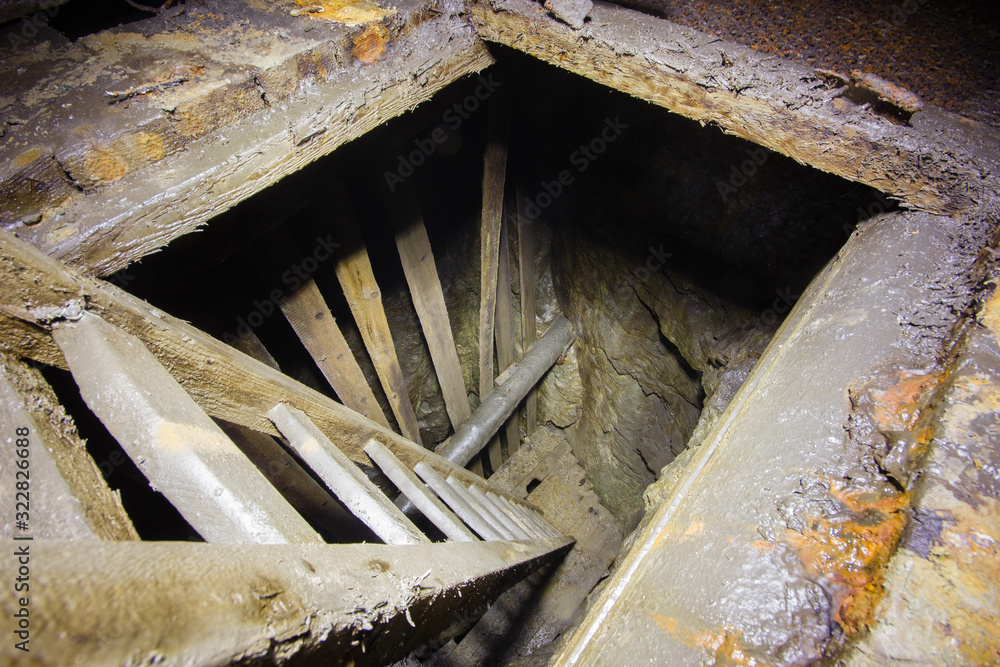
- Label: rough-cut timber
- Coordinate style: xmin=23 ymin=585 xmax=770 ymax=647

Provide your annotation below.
xmin=0 ymin=229 xmax=510 ymax=497
xmin=516 ymin=188 xmax=538 ymax=437
xmin=53 ymin=312 xmax=322 ymax=545
xmin=0 ymin=353 xmax=137 ymax=540
xmin=1 ymin=0 xmax=495 ymax=277
xmin=388 ymin=182 xmax=473 ymax=433
xmin=332 ymin=187 xmax=423 ymax=444
xmin=0 ymin=537 xmax=573 ymax=666
xmin=469 ymin=0 xmax=1000 ymax=215
xmin=270 ymin=404 xmax=428 ymax=545
xmin=494 ymin=219 xmax=520 ymax=459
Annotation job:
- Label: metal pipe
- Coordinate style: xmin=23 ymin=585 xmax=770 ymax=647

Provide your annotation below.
xmin=435 ymin=316 xmax=574 ymax=467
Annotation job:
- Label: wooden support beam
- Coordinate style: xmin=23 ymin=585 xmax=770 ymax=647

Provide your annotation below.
xmin=52 ymin=312 xmax=322 ymax=545
xmin=495 ymin=216 xmax=520 ymax=460
xmin=6 ymin=0 xmax=496 ymax=277
xmin=387 ymin=182 xmax=473 ymax=432
xmin=217 ymin=421 xmax=373 ymax=542
xmin=1 ymin=537 xmax=573 ymax=665
xmin=246 ymin=230 xmax=390 ymax=428
xmin=479 ymin=94 xmax=509 ymax=474
xmin=0 ymin=354 xmax=136 ymax=540
xmin=516 ymin=187 xmax=538 ymax=437
xmin=0 ymin=229 xmax=495 ymax=507
xmin=333 ymin=185 xmax=423 ymax=445
xmin=468 ymin=0 xmax=1000 ymax=215
xmin=365 ymin=440 xmax=478 ymax=543
xmin=270 ymin=404 xmax=428 ymax=545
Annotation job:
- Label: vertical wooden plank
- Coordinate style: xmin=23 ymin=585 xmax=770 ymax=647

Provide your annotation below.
xmin=516 ymin=186 xmax=538 ymax=437
xmin=245 ymin=233 xmax=390 ymax=429
xmin=479 ymin=94 xmax=509 ymax=474
xmin=494 ymin=217 xmax=520 ymax=461
xmin=332 ymin=183 xmax=423 ymax=445
xmin=387 ymin=182 xmax=473 ymax=432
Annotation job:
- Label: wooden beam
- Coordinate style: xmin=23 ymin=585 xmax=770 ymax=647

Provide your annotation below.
xmin=495 ymin=216 xmax=521 ymax=459
xmin=52 ymin=312 xmax=323 ymax=545
xmin=6 ymin=0 xmax=495 ymax=277
xmin=246 ymin=230 xmax=390 ymax=428
xmin=479 ymin=94 xmax=509 ymax=473
xmin=516 ymin=187 xmax=538 ymax=437
xmin=387 ymin=182 xmax=473 ymax=432
xmin=1 ymin=537 xmax=573 ymax=666
xmin=0 ymin=228 xmax=503 ymax=499
xmin=0 ymin=354 xmax=137 ymax=541
xmin=469 ymin=0 xmax=1000 ymax=215
xmin=332 ymin=185 xmax=423 ymax=444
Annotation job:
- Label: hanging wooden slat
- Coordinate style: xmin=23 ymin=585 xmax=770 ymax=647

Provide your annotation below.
xmin=333 ymin=184 xmax=424 ymax=445
xmin=494 ymin=216 xmax=520 ymax=460
xmin=479 ymin=94 xmax=509 ymax=474
xmin=246 ymin=231 xmax=390 ymax=428
xmin=516 ymin=186 xmax=539 ymax=437
xmin=387 ymin=182 xmax=473 ymax=432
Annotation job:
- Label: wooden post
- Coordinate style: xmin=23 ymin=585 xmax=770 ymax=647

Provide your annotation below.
xmin=387 ymin=182 xmax=474 ymax=433
xmin=479 ymin=93 xmax=509 ymax=474
xmin=332 ymin=184 xmax=424 ymax=445
xmin=517 ymin=186 xmax=538 ymax=437
xmin=495 ymin=216 xmax=520 ymax=460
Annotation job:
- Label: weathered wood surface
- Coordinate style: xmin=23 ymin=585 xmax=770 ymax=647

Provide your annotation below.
xmin=333 ymin=187 xmax=423 ymax=444
xmin=0 ymin=537 xmax=573 ymax=666
xmin=53 ymin=312 xmax=323 ymax=545
xmin=247 ymin=231 xmax=390 ymax=428
xmin=388 ymin=182 xmax=473 ymax=432
xmin=0 ymin=228 xmax=512 ymax=497
xmin=0 ymin=353 xmax=137 ymax=540
xmin=479 ymin=95 xmax=509 ymax=473
xmin=1 ymin=0 xmax=495 ymax=277
xmin=469 ymin=0 xmax=1000 ymax=215
xmin=494 ymin=217 xmax=520 ymax=460
xmin=516 ymin=188 xmax=538 ymax=437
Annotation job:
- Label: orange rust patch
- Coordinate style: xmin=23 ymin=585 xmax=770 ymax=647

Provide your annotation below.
xmin=870 ymin=371 xmax=941 ymax=432
xmin=785 ymin=485 xmax=910 ymax=635
xmin=129 ymin=132 xmax=167 ymax=164
xmin=650 ymin=615 xmax=772 ymax=666
xmin=83 ymin=148 xmax=128 ymax=184
xmin=351 ymin=24 xmax=389 ymax=64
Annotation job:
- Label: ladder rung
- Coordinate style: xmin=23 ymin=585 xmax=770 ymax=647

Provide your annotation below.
xmin=414 ymin=462 xmax=504 ymax=541
xmin=469 ymin=485 xmax=533 ymax=540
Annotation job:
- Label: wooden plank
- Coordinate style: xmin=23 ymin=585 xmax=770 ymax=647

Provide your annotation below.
xmin=332 ymin=185 xmax=423 ymax=444
xmin=217 ymin=421 xmax=373 ymax=542
xmin=269 ymin=404 xmax=428 ymax=545
xmin=365 ymin=440 xmax=478 ymax=543
xmin=245 ymin=231 xmax=390 ymax=428
xmin=7 ymin=0 xmax=496 ymax=277
xmin=479 ymin=94 xmax=509 ymax=474
xmin=495 ymin=215 xmax=520 ymax=461
xmin=0 ymin=537 xmax=574 ymax=666
xmin=468 ymin=0 xmax=1000 ymax=216
xmin=415 ymin=462 xmax=505 ymax=541
xmin=52 ymin=312 xmax=322 ymax=545
xmin=516 ymin=186 xmax=538 ymax=437
xmin=0 ymin=354 xmax=135 ymax=540
xmin=387 ymin=182 xmax=473 ymax=432
xmin=0 ymin=228 xmax=499 ymax=498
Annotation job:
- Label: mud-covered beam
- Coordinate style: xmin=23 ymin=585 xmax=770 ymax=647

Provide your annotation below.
xmin=0 ymin=537 xmax=573 ymax=665
xmin=0 ymin=0 xmax=494 ymax=277
xmin=468 ymin=0 xmax=1000 ymax=215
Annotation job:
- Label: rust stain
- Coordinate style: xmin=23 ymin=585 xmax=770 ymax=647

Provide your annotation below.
xmin=650 ymin=615 xmax=772 ymax=666
xmin=785 ymin=482 xmax=910 ymax=635
xmin=295 ymin=0 xmax=395 ymax=26
xmin=870 ymin=370 xmax=941 ymax=432
xmin=979 ymin=287 xmax=1000 ymax=340
xmin=83 ymin=147 xmax=128 ymax=184
xmin=351 ymin=24 xmax=389 ymax=65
